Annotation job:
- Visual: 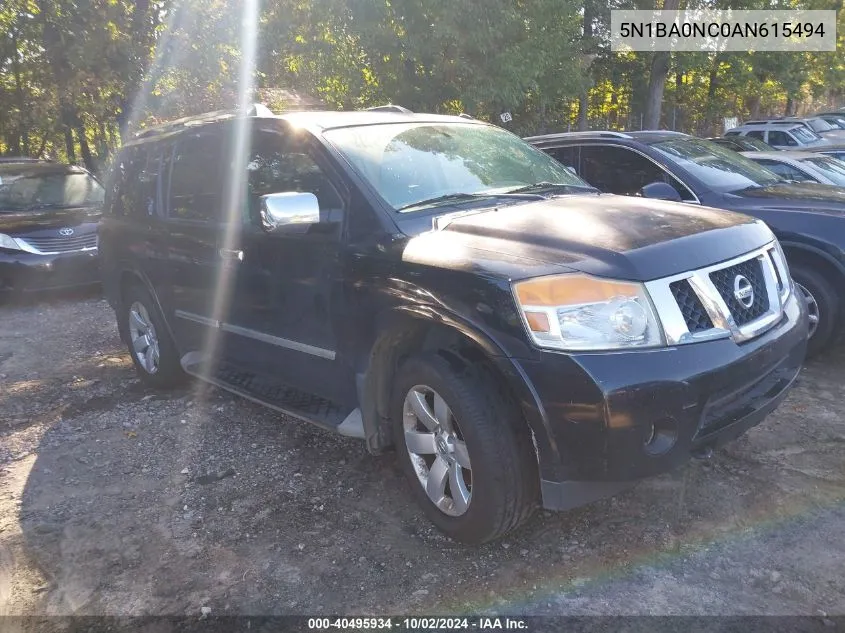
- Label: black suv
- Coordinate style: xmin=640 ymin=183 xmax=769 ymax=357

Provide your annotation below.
xmin=526 ymin=131 xmax=845 ymax=356
xmin=0 ymin=160 xmax=103 ymax=294
xmin=101 ymin=109 xmax=807 ymax=543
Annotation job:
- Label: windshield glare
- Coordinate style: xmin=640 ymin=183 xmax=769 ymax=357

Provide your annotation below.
xmin=807 ymin=119 xmax=833 ymax=132
xmin=324 ymin=122 xmax=589 ymax=211
xmin=803 ymin=156 xmax=845 ymax=186
xmin=650 ymin=138 xmax=781 ymax=193
xmin=0 ymin=171 xmax=104 ymax=211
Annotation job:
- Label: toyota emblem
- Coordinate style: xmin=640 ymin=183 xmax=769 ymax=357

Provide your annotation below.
xmin=59 ymin=227 xmax=75 ymax=236
xmin=733 ymin=274 xmax=754 ymax=309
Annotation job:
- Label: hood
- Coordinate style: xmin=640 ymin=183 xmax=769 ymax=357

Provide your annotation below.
xmin=725 ymin=182 xmax=845 ymax=215
xmin=0 ymin=205 xmax=101 ymax=233
xmin=406 ymin=194 xmax=775 ymax=282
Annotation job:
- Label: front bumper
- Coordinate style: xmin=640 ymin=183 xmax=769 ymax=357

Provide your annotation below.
xmin=0 ymin=248 xmax=100 ymax=292
xmin=519 ymin=291 xmax=808 ymax=511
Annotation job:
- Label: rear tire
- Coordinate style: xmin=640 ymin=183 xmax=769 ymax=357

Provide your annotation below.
xmin=391 ymin=353 xmax=538 ymax=544
xmin=790 ymin=263 xmax=839 ymax=358
xmin=121 ymin=283 xmax=186 ymax=388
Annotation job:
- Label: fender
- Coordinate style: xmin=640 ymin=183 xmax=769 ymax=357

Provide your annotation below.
xmin=358 ymin=302 xmax=565 ymax=481
xmin=779 ymin=238 xmax=845 ymax=278
xmin=111 ymin=264 xmax=180 ymax=347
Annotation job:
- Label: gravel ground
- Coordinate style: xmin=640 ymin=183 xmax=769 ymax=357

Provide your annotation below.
xmin=1 ymin=291 xmax=844 ymax=620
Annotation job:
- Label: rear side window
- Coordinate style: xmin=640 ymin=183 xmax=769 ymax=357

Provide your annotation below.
xmin=168 ymin=134 xmax=223 ymax=222
xmin=767 ymin=130 xmax=798 ymax=146
xmin=745 ymin=130 xmax=766 ymax=141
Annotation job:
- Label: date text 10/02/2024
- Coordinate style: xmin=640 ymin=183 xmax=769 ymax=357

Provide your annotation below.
xmin=307 ymin=617 xmax=529 ymax=630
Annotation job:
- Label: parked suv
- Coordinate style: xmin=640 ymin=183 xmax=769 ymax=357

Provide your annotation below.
xmin=0 ymin=160 xmax=103 ymax=294
xmin=725 ymin=121 xmax=831 ymax=150
xmin=526 ymin=131 xmax=845 ymax=356
xmin=101 ymin=109 xmax=807 ymax=543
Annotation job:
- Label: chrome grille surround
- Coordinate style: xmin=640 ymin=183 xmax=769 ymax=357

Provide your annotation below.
xmin=14 ymin=233 xmax=98 ymax=255
xmin=646 ymin=242 xmax=792 ymax=346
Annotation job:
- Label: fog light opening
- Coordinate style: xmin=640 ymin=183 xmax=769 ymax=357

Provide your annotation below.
xmin=644 ymin=417 xmax=678 ymax=456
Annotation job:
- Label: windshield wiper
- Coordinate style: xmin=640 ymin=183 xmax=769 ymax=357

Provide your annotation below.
xmin=507 ymin=182 xmax=598 ymax=195
xmin=397 ymin=192 xmax=499 ymax=212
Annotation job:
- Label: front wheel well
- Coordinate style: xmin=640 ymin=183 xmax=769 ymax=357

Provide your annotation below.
xmin=364 ymin=320 xmax=526 ymax=453
xmin=782 ymin=246 xmax=845 ymax=301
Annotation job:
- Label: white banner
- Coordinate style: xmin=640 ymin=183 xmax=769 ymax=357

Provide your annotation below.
xmin=611 ymin=10 xmax=837 ymax=52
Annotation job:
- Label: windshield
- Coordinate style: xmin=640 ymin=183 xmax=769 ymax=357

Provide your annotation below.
xmin=792 ymin=127 xmax=821 ymax=143
xmin=650 ymin=137 xmax=781 ymax=192
xmin=802 ymin=156 xmax=845 ymax=186
xmin=807 ymin=118 xmax=833 ymax=133
xmin=0 ymin=170 xmax=104 ymax=211
xmin=323 ymin=122 xmax=589 ymax=211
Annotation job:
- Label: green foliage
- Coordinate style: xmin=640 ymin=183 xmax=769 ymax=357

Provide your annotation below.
xmin=0 ymin=0 xmax=842 ymax=168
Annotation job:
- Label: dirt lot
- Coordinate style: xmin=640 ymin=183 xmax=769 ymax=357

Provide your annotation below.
xmin=1 ymin=291 xmax=844 ymax=620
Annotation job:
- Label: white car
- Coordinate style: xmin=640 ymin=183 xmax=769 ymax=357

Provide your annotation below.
xmin=741 ymin=151 xmax=845 ymax=187
xmin=726 ymin=121 xmax=831 ymax=150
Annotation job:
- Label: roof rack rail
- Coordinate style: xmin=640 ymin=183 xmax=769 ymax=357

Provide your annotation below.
xmin=133 ymin=103 xmax=275 ymax=139
xmin=524 ymin=130 xmax=633 ymax=141
xmin=365 ymin=104 xmax=413 ymax=113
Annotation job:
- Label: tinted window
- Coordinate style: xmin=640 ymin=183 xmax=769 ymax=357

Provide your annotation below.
xmin=746 ymin=130 xmax=766 ymax=140
xmin=768 ymin=130 xmax=798 ymax=146
xmin=578 ymin=145 xmax=694 ymax=200
xmin=650 ymin=138 xmax=780 ymax=193
xmin=246 ymin=131 xmax=343 ymax=223
xmin=168 ymin=134 xmax=223 ymax=222
xmin=547 ymin=146 xmax=579 ymax=172
xmin=754 ymin=159 xmax=814 ymax=182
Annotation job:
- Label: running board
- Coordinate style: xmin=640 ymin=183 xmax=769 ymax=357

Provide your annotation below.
xmin=181 ymin=352 xmax=365 ymax=439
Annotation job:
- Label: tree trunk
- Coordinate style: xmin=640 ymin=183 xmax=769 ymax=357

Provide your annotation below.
xmin=785 ymin=96 xmax=796 ymax=116
xmin=577 ymin=1 xmax=596 ymax=131
xmin=643 ymin=0 xmax=681 ymax=130
xmin=76 ymin=125 xmax=96 ymax=174
xmin=64 ymin=127 xmax=76 ymax=162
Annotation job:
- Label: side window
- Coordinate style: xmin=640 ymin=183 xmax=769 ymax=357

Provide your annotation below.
xmin=579 ymin=145 xmax=695 ymax=201
xmin=168 ymin=134 xmax=223 ymax=222
xmin=546 ymin=146 xmax=580 ymax=174
xmin=724 ymin=131 xmax=741 ymax=136
xmin=246 ymin=131 xmax=343 ymax=225
xmin=745 ymin=130 xmax=766 ymax=140
xmin=767 ymin=130 xmax=798 ymax=147
xmin=756 ymin=160 xmax=815 ymax=182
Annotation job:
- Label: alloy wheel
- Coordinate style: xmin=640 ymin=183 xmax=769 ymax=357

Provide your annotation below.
xmin=402 ymin=385 xmax=472 ymax=516
xmin=128 ymin=301 xmax=160 ymax=374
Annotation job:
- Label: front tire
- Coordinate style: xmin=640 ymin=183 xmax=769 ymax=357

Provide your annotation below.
xmin=121 ymin=283 xmax=186 ymax=388
xmin=790 ymin=263 xmax=840 ymax=358
xmin=391 ymin=353 xmax=538 ymax=544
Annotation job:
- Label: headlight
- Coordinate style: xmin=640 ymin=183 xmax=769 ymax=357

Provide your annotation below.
xmin=0 ymin=234 xmax=21 ymax=251
xmin=513 ymin=274 xmax=664 ymax=351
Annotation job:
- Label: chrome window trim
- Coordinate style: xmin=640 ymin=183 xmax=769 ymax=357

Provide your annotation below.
xmin=14 ymin=236 xmax=98 ymax=256
xmin=646 ymin=242 xmax=787 ymax=346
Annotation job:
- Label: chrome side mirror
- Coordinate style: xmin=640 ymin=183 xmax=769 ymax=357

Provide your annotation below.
xmin=259 ymin=192 xmax=320 ymax=233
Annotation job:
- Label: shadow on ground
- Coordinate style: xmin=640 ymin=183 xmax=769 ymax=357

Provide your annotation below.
xmin=4 ymin=299 xmax=845 ymax=619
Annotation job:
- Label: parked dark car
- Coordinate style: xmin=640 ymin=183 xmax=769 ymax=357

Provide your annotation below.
xmin=526 ymin=131 xmax=845 ymax=356
xmin=0 ymin=160 xmax=103 ymax=294
xmin=101 ymin=109 xmax=807 ymax=543
xmin=707 ymin=136 xmax=777 ymax=153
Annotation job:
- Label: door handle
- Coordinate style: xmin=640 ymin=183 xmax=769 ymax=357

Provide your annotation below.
xmin=219 ymin=248 xmax=244 ymax=262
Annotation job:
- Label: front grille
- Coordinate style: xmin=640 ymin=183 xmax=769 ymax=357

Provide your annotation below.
xmin=670 ymin=279 xmax=713 ymax=333
xmin=709 ymin=258 xmax=769 ymax=326
xmin=19 ymin=233 xmax=97 ymax=253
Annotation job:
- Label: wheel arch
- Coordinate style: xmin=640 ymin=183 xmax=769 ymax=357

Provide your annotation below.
xmin=780 ymin=241 xmax=845 ymax=300
xmin=359 ymin=306 xmax=563 ymax=481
